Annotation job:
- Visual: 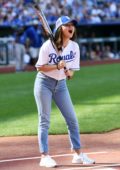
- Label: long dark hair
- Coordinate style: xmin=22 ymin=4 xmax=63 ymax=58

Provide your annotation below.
xmin=54 ymin=26 xmax=77 ymax=51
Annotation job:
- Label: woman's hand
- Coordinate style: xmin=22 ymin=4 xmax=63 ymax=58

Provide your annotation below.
xmin=57 ymin=60 xmax=66 ymax=70
xmin=64 ymin=70 xmax=74 ymax=79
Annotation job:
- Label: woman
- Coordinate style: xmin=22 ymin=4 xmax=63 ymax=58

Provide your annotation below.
xmin=34 ymin=16 xmax=95 ymax=168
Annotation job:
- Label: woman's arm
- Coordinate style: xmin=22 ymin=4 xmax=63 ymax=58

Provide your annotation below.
xmin=36 ymin=60 xmax=66 ymax=72
xmin=37 ymin=64 xmax=57 ymax=72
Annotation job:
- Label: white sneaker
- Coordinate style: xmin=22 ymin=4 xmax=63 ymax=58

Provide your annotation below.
xmin=39 ymin=155 xmax=57 ymax=168
xmin=72 ymin=152 xmax=95 ymax=164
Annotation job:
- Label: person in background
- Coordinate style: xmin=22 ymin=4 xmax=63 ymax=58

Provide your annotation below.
xmin=23 ymin=20 xmax=43 ymax=65
xmin=13 ymin=34 xmax=26 ymax=71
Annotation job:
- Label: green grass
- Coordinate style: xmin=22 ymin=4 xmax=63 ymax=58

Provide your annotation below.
xmin=0 ymin=63 xmax=120 ymax=136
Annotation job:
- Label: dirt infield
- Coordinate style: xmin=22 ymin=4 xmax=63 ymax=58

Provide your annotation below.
xmin=0 ymin=130 xmax=120 ymax=170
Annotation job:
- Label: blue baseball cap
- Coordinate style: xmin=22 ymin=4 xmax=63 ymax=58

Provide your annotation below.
xmin=54 ymin=16 xmax=77 ymax=33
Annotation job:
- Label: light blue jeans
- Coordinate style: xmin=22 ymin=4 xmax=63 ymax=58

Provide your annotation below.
xmin=34 ymin=72 xmax=81 ymax=153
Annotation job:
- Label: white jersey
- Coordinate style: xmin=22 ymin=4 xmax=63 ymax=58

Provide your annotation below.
xmin=35 ymin=39 xmax=80 ymax=80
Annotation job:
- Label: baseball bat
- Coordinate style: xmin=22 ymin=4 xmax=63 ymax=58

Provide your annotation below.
xmin=25 ymin=0 xmax=70 ymax=79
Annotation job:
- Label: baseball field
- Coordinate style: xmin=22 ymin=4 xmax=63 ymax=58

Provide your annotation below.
xmin=0 ymin=63 xmax=120 ymax=136
xmin=0 ymin=62 xmax=120 ymax=170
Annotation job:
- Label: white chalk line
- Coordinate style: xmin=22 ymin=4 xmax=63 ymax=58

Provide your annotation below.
xmin=0 ymin=151 xmax=107 ymax=163
xmin=0 ymin=151 xmax=120 ymax=170
xmin=60 ymin=164 xmax=120 ymax=170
